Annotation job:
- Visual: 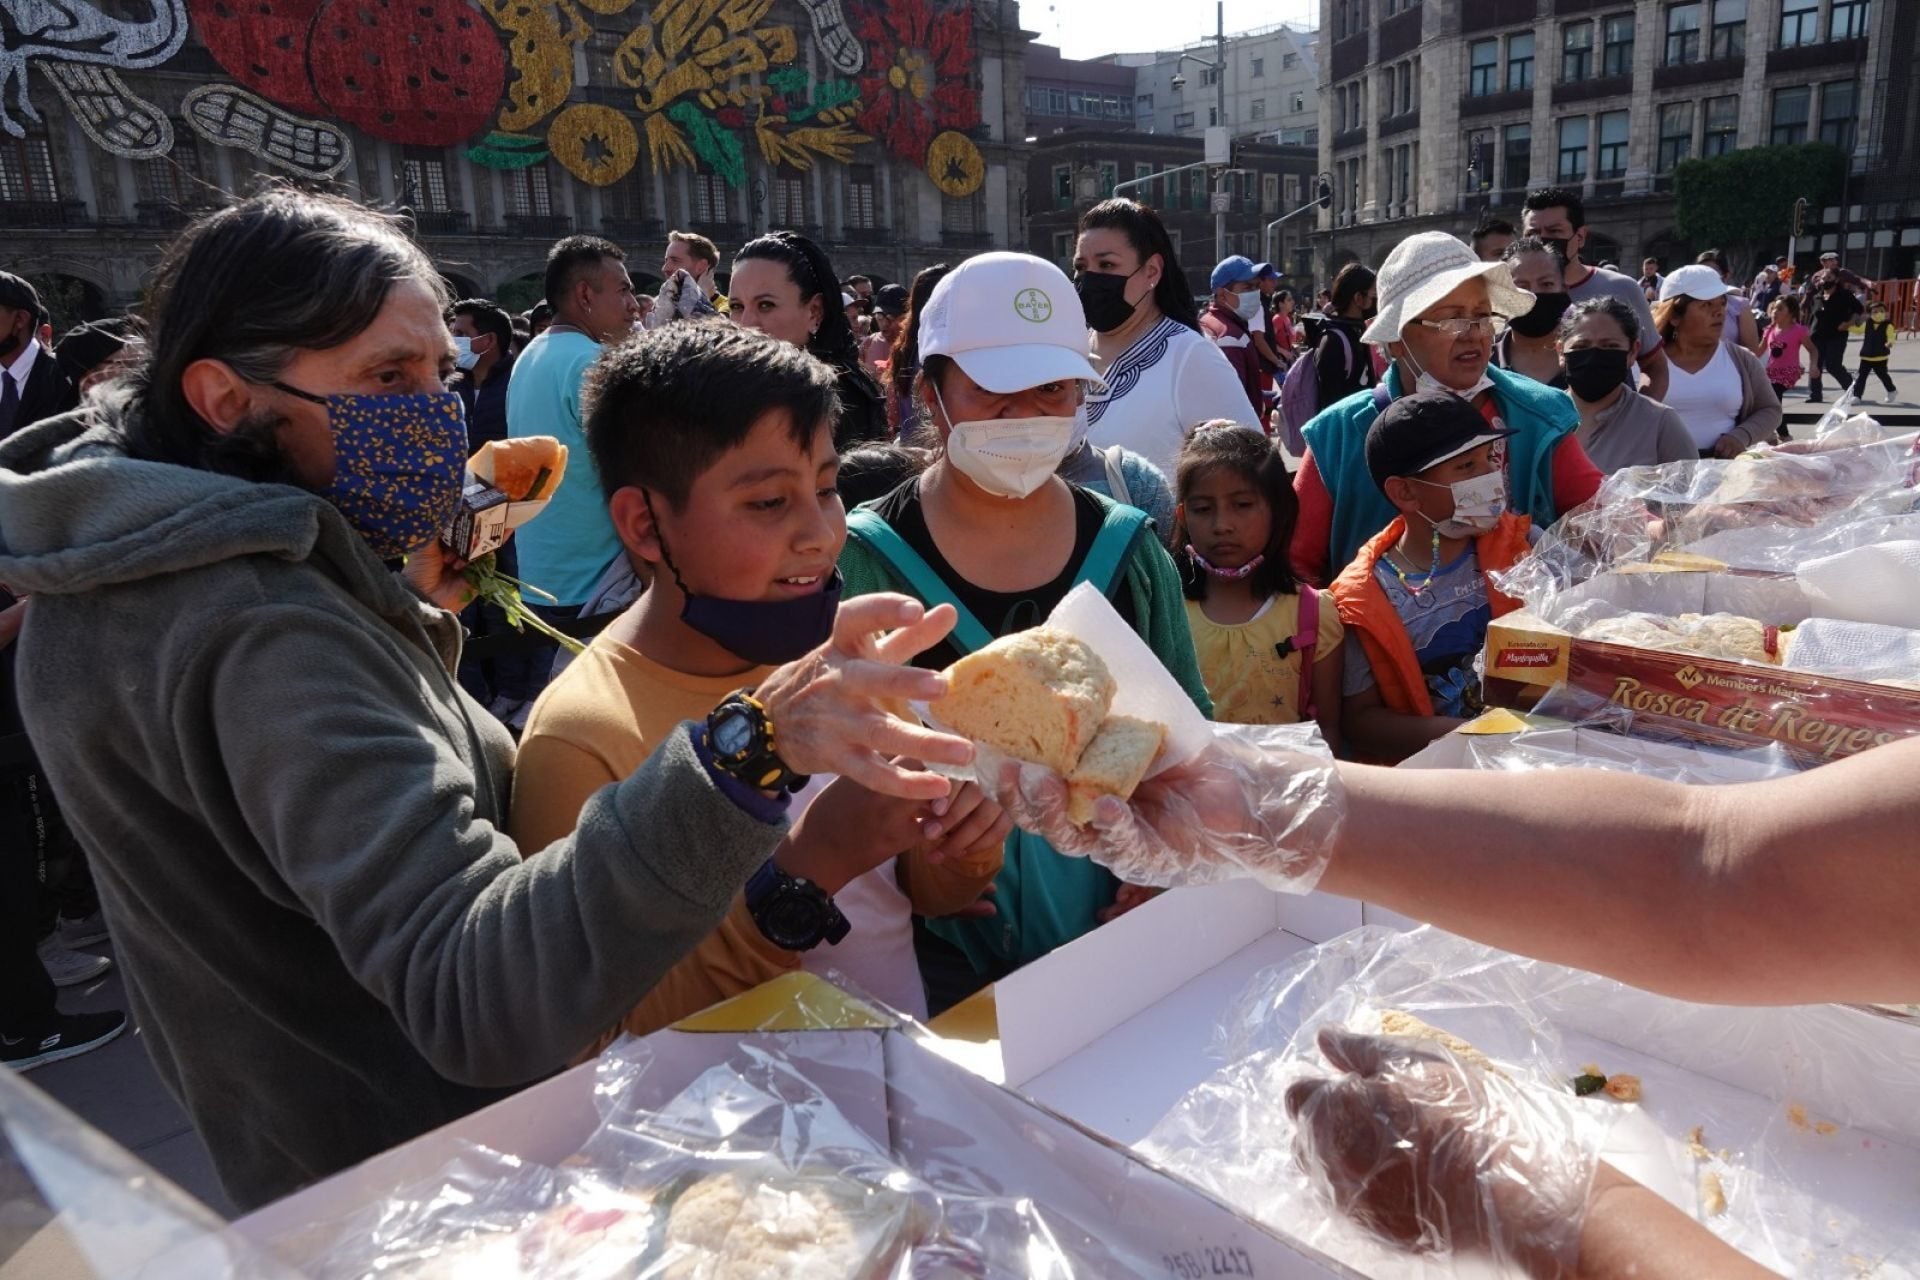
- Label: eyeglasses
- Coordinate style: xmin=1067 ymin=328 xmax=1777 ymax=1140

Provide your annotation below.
xmin=1410 ymin=315 xmax=1498 ymax=339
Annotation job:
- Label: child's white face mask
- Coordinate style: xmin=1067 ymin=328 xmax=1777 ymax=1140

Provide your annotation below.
xmin=1412 ymin=470 xmax=1507 ymax=538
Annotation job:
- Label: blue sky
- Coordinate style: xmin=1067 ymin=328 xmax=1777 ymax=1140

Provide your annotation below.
xmin=1038 ymin=0 xmax=1319 ymax=59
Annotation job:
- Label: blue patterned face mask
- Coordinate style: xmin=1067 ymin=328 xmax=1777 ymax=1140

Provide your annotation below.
xmin=275 ymin=383 xmax=468 ymax=560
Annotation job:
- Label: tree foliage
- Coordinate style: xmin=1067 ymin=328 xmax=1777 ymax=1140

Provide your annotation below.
xmin=1674 ymin=143 xmax=1847 ymax=272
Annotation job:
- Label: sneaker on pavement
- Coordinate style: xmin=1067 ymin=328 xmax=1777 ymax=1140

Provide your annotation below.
xmin=57 ymin=909 xmax=110 ymax=948
xmin=35 ymin=943 xmax=111 ymax=988
xmin=1 ymin=1010 xmax=127 ymax=1071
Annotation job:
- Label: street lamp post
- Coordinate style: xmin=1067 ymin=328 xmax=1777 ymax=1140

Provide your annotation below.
xmin=1172 ymin=1 xmax=1230 ymax=264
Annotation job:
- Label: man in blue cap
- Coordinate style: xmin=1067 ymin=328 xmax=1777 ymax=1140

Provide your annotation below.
xmin=1250 ymin=261 xmax=1288 ymax=392
xmin=1200 ymin=254 xmax=1266 ymax=420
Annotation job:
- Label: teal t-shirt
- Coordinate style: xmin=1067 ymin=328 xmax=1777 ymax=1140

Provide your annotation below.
xmin=504 ymin=329 xmax=620 ymax=606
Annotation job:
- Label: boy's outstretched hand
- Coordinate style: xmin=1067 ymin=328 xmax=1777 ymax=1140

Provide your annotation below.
xmin=774 ymin=774 xmax=1011 ymax=896
xmin=756 ymin=594 xmax=974 ymax=800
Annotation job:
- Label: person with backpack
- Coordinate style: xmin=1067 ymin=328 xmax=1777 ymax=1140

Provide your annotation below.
xmin=1174 ymin=426 xmax=1343 ymax=755
xmin=1070 ymin=199 xmax=1262 ymax=478
xmin=1276 ymin=264 xmax=1377 ymax=454
xmin=837 ymin=252 xmax=1212 ymax=1014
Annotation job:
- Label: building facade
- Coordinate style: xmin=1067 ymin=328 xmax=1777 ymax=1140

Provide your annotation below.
xmin=1026 ymin=130 xmax=1323 ymax=297
xmin=1313 ymin=0 xmax=1914 ymax=280
xmin=1023 ymin=43 xmax=1139 ymax=138
xmin=1128 ymin=24 xmax=1321 ymax=147
xmin=1 ymin=0 xmax=1031 ymax=320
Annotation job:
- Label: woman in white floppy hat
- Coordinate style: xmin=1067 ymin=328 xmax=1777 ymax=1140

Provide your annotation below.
xmin=1290 ymin=232 xmax=1604 ymax=584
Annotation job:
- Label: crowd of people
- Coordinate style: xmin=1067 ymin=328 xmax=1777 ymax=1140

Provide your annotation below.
xmin=0 ymin=177 xmax=1913 ymax=1278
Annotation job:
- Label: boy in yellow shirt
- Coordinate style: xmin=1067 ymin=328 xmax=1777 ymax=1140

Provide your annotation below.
xmin=512 ymin=324 xmax=1005 ymax=1052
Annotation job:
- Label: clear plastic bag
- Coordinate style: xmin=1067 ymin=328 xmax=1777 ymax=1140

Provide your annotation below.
xmin=1497 ymin=435 xmax=1920 ymax=629
xmin=1142 ymin=926 xmax=1920 ymax=1278
xmin=305 ymin=1035 xmax=1157 ymax=1279
xmin=0 ymin=1069 xmax=300 ymax=1279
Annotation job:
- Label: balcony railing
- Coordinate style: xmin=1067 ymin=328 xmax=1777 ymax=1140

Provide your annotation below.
xmin=838 ymin=223 xmax=892 ymax=245
xmin=503 ymin=213 xmax=573 ymax=237
xmin=134 ymin=200 xmax=209 ymax=230
xmin=1 ymin=199 xmax=88 ymax=228
xmin=940 ymin=229 xmax=994 ymax=250
xmin=413 ymin=209 xmax=472 ymax=235
xmin=601 ymin=215 xmax=663 ymax=242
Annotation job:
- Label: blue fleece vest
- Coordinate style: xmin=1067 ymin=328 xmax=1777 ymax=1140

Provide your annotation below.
xmin=1302 ymin=363 xmax=1580 ymax=577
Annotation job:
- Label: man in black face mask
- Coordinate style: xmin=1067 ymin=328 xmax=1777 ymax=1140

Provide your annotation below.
xmin=1520 ymin=188 xmax=1667 ymax=401
xmin=1492 ymin=237 xmax=1573 ymax=390
xmin=0 ymin=274 xmax=76 ymax=441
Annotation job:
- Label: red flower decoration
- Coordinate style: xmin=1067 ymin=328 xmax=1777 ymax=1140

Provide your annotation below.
xmin=717 ymin=107 xmax=747 ymax=128
xmin=855 ymin=0 xmax=979 ymax=164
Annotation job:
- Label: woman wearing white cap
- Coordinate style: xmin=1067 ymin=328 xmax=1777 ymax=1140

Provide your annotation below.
xmin=1653 ymin=265 xmax=1782 ymax=459
xmin=1291 ymin=231 xmax=1603 ymax=585
xmin=1070 ymin=199 xmax=1266 ymax=478
xmin=837 ymin=251 xmax=1213 ymax=1013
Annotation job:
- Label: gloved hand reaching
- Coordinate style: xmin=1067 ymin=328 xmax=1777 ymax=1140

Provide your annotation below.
xmin=1285 ymin=1026 xmax=1598 ymax=1278
xmin=978 ymin=723 xmax=1345 ymax=894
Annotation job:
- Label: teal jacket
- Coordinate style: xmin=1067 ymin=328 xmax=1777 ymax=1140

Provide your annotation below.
xmin=838 ymin=489 xmax=1211 ymax=977
xmin=1302 ymin=363 xmax=1580 ymax=578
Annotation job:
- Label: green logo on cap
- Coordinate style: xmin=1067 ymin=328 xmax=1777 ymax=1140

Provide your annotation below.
xmin=1013 ymin=288 xmax=1053 ymax=323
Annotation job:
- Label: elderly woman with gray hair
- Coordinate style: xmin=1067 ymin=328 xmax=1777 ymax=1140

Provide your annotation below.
xmin=0 ymin=189 xmax=974 ymax=1208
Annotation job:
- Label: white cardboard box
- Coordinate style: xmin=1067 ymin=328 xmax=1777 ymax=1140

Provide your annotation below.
xmin=227 ymin=987 xmax=1355 ymax=1278
xmin=947 ymin=851 xmax=1920 ymax=1275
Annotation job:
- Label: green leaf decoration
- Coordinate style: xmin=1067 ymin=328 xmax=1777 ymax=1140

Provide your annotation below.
xmin=667 ymin=102 xmax=746 ymax=187
xmin=466 ymin=132 xmax=551 ymax=169
xmin=768 ymin=66 xmax=811 ymax=95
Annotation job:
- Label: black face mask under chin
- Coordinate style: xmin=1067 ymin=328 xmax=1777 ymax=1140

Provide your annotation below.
xmin=644 ymin=491 xmax=842 ymax=666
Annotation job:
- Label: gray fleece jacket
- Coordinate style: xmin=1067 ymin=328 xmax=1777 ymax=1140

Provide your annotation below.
xmin=0 ymin=398 xmax=783 ymax=1210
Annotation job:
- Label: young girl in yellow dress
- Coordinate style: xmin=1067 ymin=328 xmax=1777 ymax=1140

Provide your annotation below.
xmin=1176 ymin=425 xmax=1345 ymax=752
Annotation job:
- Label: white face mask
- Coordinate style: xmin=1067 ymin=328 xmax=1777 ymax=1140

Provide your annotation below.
xmin=1403 ymin=344 xmax=1494 ymax=402
xmin=1234 ymin=289 xmax=1264 ymax=325
xmin=452 ymin=336 xmax=481 ymax=371
xmin=934 ymin=385 xmax=1080 ymax=499
xmin=1414 ymin=469 xmax=1508 ymax=538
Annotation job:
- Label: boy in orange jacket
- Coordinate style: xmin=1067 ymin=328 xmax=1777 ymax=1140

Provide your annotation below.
xmin=1333 ymin=393 xmax=1535 ymax=762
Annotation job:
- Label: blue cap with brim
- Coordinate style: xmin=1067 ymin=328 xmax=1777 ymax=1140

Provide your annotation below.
xmin=1210 ymin=256 xmax=1257 ymax=290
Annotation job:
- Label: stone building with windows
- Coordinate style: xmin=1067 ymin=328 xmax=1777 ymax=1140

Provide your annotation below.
xmin=1312 ymin=0 xmax=1915 ymax=280
xmin=1 ymin=0 xmax=1032 ymax=321
xmin=1023 ymin=43 xmax=1139 ymax=138
xmin=1127 ymin=24 xmax=1322 ymax=148
xmin=1025 ymin=130 xmax=1322 ymax=297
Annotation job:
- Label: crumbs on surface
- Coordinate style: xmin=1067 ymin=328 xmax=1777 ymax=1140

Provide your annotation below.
xmin=1700 ymin=1170 xmax=1728 ymax=1217
xmin=1686 ymin=1126 xmax=1712 ymax=1161
xmin=1787 ymin=1102 xmax=1839 ymax=1135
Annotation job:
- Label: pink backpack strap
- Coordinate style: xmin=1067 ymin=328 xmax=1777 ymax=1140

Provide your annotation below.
xmin=1297 ymin=589 xmax=1319 ymax=718
xmin=1274 ymin=589 xmax=1319 ymax=720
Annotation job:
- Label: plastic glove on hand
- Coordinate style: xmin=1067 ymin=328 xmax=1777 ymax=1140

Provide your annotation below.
xmin=1284 ymin=1027 xmax=1596 ymax=1277
xmin=978 ymin=723 xmax=1344 ymax=894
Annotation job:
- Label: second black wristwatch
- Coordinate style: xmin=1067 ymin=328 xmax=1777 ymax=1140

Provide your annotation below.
xmin=744 ymin=858 xmax=850 ymax=951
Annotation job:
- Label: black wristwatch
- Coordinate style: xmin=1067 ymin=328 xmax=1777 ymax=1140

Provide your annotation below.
xmin=704 ymin=690 xmax=808 ymax=794
xmin=744 ymin=858 xmax=850 ymax=951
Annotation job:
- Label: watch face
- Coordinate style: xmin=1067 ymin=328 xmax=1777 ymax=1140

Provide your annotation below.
xmin=711 ymin=709 xmax=754 ymax=757
xmin=762 ymin=890 xmax=825 ymax=949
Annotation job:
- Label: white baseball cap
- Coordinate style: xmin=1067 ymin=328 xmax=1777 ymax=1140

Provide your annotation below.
xmin=1658 ymin=263 xmax=1737 ymax=302
xmin=918 ymin=253 xmax=1105 ymax=393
